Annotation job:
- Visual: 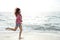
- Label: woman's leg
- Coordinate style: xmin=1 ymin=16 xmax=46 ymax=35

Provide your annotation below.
xmin=19 ymin=24 xmax=22 ymax=39
xmin=6 ymin=26 xmax=18 ymax=31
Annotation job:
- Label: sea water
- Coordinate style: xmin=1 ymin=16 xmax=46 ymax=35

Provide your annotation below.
xmin=0 ymin=12 xmax=60 ymax=33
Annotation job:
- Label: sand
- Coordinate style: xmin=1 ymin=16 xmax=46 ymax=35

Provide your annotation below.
xmin=0 ymin=31 xmax=60 ymax=40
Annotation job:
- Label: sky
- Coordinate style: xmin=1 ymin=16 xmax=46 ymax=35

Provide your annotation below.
xmin=0 ymin=0 xmax=60 ymax=15
xmin=0 ymin=0 xmax=60 ymax=13
xmin=0 ymin=0 xmax=60 ymax=24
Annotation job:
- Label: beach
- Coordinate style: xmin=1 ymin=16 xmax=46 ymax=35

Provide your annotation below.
xmin=0 ymin=12 xmax=60 ymax=40
xmin=0 ymin=31 xmax=60 ymax=40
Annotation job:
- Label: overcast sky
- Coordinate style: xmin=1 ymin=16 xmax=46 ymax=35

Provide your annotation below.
xmin=0 ymin=0 xmax=60 ymax=16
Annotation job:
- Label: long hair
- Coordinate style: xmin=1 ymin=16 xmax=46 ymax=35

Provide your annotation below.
xmin=15 ymin=8 xmax=21 ymax=17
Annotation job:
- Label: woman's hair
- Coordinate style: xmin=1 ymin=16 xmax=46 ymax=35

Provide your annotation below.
xmin=15 ymin=8 xmax=21 ymax=16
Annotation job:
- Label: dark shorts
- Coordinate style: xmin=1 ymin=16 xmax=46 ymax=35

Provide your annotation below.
xmin=16 ymin=23 xmax=21 ymax=27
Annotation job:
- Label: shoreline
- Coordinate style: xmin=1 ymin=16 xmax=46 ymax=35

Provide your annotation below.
xmin=0 ymin=31 xmax=60 ymax=40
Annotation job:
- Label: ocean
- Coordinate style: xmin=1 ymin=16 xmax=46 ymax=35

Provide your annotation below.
xmin=0 ymin=12 xmax=60 ymax=33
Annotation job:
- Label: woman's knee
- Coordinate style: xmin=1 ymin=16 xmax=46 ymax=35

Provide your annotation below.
xmin=14 ymin=29 xmax=16 ymax=31
xmin=20 ymin=29 xmax=22 ymax=32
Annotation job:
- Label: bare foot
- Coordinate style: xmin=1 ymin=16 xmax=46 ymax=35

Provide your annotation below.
xmin=19 ymin=37 xmax=23 ymax=39
xmin=5 ymin=28 xmax=9 ymax=30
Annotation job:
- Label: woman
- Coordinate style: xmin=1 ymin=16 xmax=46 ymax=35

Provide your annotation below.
xmin=6 ymin=8 xmax=23 ymax=40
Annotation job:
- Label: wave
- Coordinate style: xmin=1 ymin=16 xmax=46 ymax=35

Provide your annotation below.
xmin=0 ymin=12 xmax=60 ymax=33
